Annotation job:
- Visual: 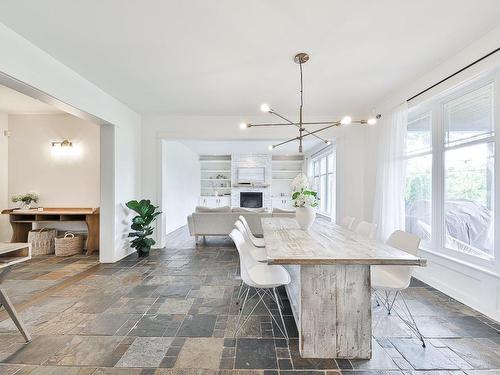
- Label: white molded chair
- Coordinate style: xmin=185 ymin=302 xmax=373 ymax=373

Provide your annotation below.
xmin=233 ymin=220 xmax=268 ymax=307
xmin=229 ymin=228 xmax=290 ymax=341
xmin=372 ymin=230 xmax=425 ymax=347
xmin=354 ymin=221 xmax=377 ymax=239
xmin=339 ymin=216 xmax=356 ymax=230
xmin=238 ymin=215 xmax=265 ymax=248
xmin=234 ymin=220 xmax=267 ymax=261
xmin=233 ymin=220 xmax=286 ymax=310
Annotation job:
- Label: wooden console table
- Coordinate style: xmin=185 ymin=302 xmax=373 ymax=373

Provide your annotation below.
xmin=1 ymin=208 xmax=99 ymax=255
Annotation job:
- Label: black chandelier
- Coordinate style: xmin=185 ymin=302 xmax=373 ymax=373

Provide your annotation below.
xmin=240 ymin=52 xmax=380 ymax=153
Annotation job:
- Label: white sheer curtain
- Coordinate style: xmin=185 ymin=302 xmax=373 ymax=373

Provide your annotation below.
xmin=372 ymin=102 xmax=408 ymax=241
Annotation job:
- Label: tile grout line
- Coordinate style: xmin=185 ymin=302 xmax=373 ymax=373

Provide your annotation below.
xmin=0 ymin=263 xmax=102 ymax=322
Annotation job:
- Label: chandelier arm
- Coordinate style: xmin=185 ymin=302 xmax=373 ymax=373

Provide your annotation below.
xmin=269 ymin=110 xmax=295 ymax=124
xmin=247 ymin=123 xmax=297 ymax=127
xmin=272 ymin=136 xmax=301 ymax=149
xmin=298 ymin=123 xmax=341 ymax=139
xmin=300 ymin=120 xmax=367 ymax=126
xmin=270 ymin=109 xmax=330 ymax=143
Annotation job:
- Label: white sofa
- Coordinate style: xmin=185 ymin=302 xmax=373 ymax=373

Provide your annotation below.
xmin=187 ymin=206 xmax=295 ymax=243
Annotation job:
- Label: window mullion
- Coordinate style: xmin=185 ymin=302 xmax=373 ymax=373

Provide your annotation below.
xmin=494 ymin=72 xmax=500 ymax=266
xmin=432 ymin=102 xmax=444 ymax=251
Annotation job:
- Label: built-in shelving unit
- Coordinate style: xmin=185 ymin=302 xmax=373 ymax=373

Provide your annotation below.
xmin=197 ymin=154 xmax=304 ymax=209
xmin=271 ymin=155 xmax=304 ymax=208
xmin=271 ymin=155 xmax=304 ymax=180
xmin=199 ymin=155 xmax=232 ymax=198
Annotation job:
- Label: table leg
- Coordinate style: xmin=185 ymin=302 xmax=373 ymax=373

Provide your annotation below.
xmin=299 ymin=264 xmax=372 ymax=359
xmin=85 ymin=214 xmax=99 ymax=255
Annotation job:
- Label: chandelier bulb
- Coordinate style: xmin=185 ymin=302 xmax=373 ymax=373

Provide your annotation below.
xmin=367 ymin=118 xmax=377 ymax=125
xmin=239 ymin=122 xmax=248 ymax=129
xmin=340 ymin=116 xmax=352 ymax=125
xmin=260 ymin=103 xmax=271 ymax=113
xmin=268 ymin=145 xmax=274 ymax=151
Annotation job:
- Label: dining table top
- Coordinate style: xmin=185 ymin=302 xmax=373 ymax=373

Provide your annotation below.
xmin=261 ymin=217 xmax=426 ymax=266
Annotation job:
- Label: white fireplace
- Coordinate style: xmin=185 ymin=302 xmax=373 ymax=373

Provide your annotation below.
xmin=231 ymin=154 xmax=272 ymax=209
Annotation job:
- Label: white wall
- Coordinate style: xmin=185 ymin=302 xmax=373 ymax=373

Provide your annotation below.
xmin=0 ymin=112 xmax=9 ymax=241
xmin=366 ymin=26 xmax=500 ymax=321
xmin=8 ymin=114 xmax=100 ymax=207
xmin=162 ymin=140 xmax=200 ymax=234
xmin=142 ymin=115 xmax=368 ymax=247
xmin=0 ymin=22 xmax=142 ymax=262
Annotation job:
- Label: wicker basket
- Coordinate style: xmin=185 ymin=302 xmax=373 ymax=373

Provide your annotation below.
xmin=55 ymin=232 xmax=83 ymax=257
xmin=27 ymin=228 xmax=57 ymax=256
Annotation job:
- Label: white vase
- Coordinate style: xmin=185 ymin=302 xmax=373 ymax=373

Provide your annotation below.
xmin=296 ymin=207 xmax=316 ymax=231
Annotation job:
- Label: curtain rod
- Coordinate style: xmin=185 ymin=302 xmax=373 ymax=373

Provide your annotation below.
xmin=406 ymin=47 xmax=500 ymax=102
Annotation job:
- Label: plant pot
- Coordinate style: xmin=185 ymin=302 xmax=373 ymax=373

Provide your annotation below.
xmin=296 ymin=207 xmax=316 ymax=231
xmin=137 ymin=246 xmax=150 ymax=257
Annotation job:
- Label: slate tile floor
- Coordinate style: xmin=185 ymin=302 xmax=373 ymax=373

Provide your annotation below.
xmin=0 ymin=227 xmax=499 ymax=375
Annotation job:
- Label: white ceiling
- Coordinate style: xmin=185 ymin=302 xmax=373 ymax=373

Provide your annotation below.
xmin=179 ymin=139 xmax=324 ymax=155
xmin=0 ymin=1 xmax=499 ymax=116
xmin=0 ymin=85 xmax=61 ymax=114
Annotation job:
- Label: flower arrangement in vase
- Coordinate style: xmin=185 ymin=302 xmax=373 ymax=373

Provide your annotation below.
xmin=11 ymin=192 xmax=39 ymax=210
xmin=291 ymin=174 xmax=318 ymax=230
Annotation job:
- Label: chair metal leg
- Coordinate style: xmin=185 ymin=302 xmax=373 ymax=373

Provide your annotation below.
xmin=273 ymin=288 xmax=289 ymax=342
xmin=262 ymin=289 xmax=278 ymax=307
xmin=235 ymin=281 xmax=246 ymax=306
xmin=374 ymin=289 xmax=425 ymax=348
xmin=377 ymin=290 xmax=398 ymax=315
xmin=387 ymin=291 xmax=398 ymax=315
xmin=271 ymin=287 xmax=284 ymax=309
xmin=234 ymin=289 xmax=260 ymax=338
xmin=234 ymin=288 xmax=250 ymax=337
xmin=0 ymin=288 xmax=31 ymax=342
xmin=253 ymin=289 xmax=288 ymax=341
xmin=233 ymin=287 xmax=289 ymax=342
xmin=372 ymin=289 xmax=380 ymax=306
xmin=263 ymin=288 xmax=284 ymax=310
xmin=397 ymin=291 xmax=426 ymax=347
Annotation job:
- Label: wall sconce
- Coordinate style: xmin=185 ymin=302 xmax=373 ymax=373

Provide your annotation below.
xmin=51 ymin=139 xmax=73 ymax=148
xmin=51 ymin=139 xmax=79 ymax=159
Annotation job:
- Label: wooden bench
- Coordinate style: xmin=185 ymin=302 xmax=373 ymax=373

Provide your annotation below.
xmin=0 ymin=243 xmax=32 ymax=342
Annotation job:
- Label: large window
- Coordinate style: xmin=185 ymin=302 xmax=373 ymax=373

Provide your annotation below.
xmin=405 ymin=112 xmax=432 ymax=241
xmin=405 ymin=81 xmax=495 ymax=262
xmin=311 ymin=149 xmax=336 ymax=218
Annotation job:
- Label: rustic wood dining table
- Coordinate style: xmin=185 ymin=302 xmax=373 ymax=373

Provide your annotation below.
xmin=261 ymin=217 xmax=426 ymax=360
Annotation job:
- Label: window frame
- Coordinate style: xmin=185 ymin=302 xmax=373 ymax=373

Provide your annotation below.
xmin=407 ymin=72 xmax=500 ymax=271
xmin=310 ymin=147 xmax=336 ymax=219
xmin=405 ymin=108 xmax=433 ymax=247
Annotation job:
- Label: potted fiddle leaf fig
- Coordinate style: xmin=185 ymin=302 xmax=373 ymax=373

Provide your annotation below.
xmin=126 ymin=199 xmax=161 ymax=257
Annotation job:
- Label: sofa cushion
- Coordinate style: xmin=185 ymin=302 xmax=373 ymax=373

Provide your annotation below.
xmin=195 ymin=205 xmax=231 ymax=213
xmin=273 ymin=208 xmax=296 ymax=213
xmin=189 ymin=211 xmax=272 ymax=236
xmin=231 ymin=207 xmax=269 ymax=213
